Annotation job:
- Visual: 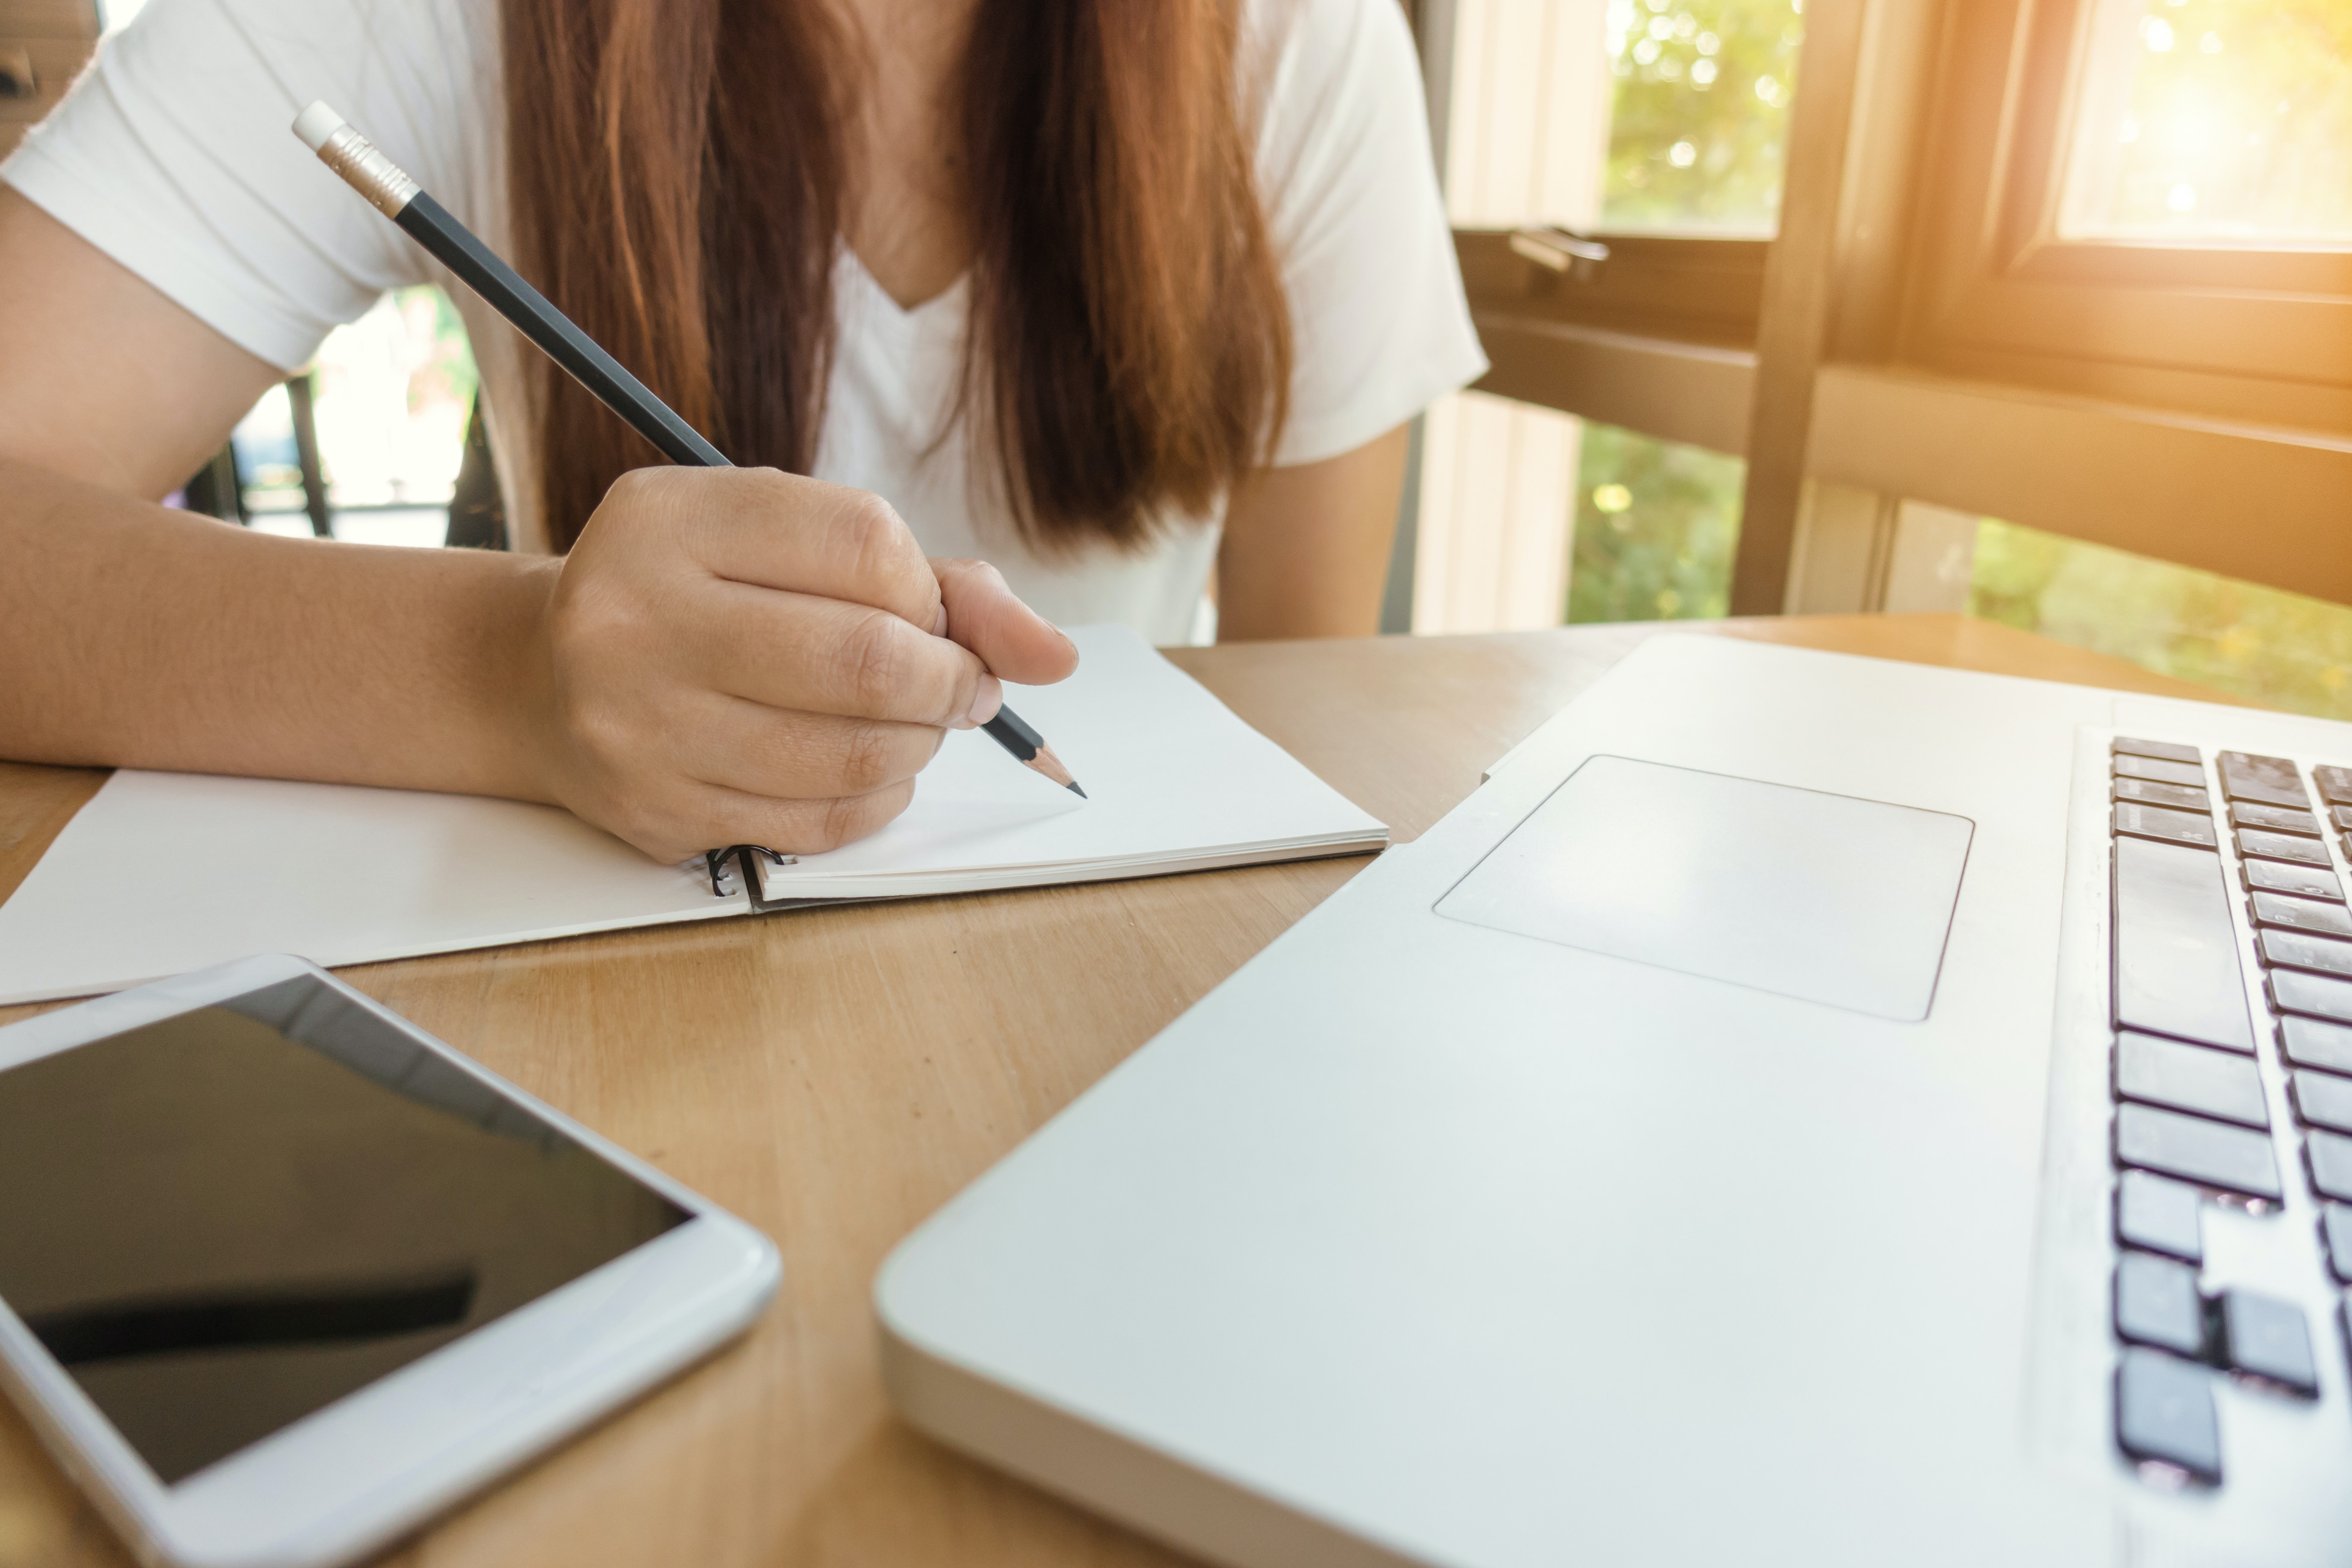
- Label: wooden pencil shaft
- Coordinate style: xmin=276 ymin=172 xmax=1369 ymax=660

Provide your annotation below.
xmin=391 ymin=193 xmax=729 ymax=469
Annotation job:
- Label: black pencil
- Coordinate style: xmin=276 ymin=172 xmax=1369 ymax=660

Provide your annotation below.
xmin=291 ymin=101 xmax=1085 ymax=805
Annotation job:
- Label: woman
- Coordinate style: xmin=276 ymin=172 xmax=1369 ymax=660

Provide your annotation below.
xmin=0 ymin=0 xmax=1482 ymax=864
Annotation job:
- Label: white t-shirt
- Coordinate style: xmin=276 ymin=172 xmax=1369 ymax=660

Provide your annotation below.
xmin=1 ymin=0 xmax=1486 ymax=645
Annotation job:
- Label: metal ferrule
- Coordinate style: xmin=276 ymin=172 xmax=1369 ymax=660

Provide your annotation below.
xmin=316 ymin=123 xmax=420 ymax=218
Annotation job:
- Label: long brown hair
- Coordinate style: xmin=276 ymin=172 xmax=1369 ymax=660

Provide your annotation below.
xmin=502 ymin=0 xmax=1292 ymax=555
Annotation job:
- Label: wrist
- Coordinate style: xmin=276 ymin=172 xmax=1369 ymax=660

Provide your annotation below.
xmin=479 ymin=554 xmax=569 ymax=805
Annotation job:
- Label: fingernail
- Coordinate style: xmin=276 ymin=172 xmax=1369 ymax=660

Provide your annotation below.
xmin=932 ymin=605 xmax=948 ymax=637
xmin=962 ymin=673 xmax=1002 ymax=729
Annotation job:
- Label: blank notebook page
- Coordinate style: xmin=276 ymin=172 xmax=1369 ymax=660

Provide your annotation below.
xmin=761 ymin=625 xmax=1385 ymax=898
xmin=0 ymin=625 xmax=1384 ymax=1004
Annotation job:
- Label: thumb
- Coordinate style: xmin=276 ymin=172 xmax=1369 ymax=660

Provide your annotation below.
xmin=931 ymin=558 xmax=1080 ymax=687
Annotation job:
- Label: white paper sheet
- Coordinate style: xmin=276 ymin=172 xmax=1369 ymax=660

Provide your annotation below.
xmin=0 ymin=626 xmax=1384 ymax=1004
xmin=758 ymin=625 xmax=1385 ymax=897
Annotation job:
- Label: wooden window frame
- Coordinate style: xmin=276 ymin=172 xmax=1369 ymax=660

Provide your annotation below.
xmin=1458 ymin=232 xmax=1762 ymax=458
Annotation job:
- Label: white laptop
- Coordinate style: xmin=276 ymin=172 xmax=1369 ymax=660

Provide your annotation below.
xmin=876 ymin=634 xmax=2352 ymax=1568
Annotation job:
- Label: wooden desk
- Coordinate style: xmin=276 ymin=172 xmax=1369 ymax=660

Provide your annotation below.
xmin=0 ymin=614 xmax=2257 ymax=1568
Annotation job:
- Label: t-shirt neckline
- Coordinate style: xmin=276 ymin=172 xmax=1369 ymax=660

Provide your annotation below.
xmin=839 ymin=244 xmax=971 ymax=328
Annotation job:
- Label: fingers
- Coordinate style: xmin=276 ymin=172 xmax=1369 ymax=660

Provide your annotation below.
xmin=695 ymin=585 xmax=998 ymax=728
xmin=933 ymin=557 xmax=1081 ymax=687
xmin=634 ymin=776 xmax=920 ymax=865
xmin=583 ymin=690 xmax=932 ymax=862
xmin=677 ymin=689 xmax=944 ymax=801
xmin=625 ymin=466 xmax=943 ymax=634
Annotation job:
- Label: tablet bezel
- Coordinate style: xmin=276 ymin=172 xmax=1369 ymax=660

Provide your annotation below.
xmin=0 ymin=953 xmax=780 ymax=1568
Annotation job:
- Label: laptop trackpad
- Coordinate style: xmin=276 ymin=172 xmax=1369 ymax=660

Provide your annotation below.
xmin=1435 ymin=755 xmax=1973 ymax=1021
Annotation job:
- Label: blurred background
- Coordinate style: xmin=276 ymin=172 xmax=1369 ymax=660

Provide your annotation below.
xmin=222 ymin=287 xmax=475 ymax=549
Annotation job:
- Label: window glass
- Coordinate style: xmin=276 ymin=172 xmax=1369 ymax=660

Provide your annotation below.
xmin=1600 ymin=0 xmax=1806 ymax=234
xmin=1442 ymin=0 xmax=1803 ymax=234
xmin=1568 ymin=424 xmax=1745 ymax=623
xmin=1971 ymin=520 xmax=2352 ymax=718
xmin=2061 ymin=0 xmax=2352 ymax=243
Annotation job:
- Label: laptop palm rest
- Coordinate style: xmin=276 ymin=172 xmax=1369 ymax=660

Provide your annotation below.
xmin=1434 ymin=755 xmax=1974 ymax=1021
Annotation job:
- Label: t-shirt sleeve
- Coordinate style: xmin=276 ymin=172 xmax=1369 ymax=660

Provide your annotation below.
xmin=0 ymin=0 xmax=493 ymax=373
xmin=1254 ymin=0 xmax=1487 ymax=469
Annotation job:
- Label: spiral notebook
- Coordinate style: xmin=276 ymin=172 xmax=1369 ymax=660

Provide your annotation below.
xmin=0 ymin=625 xmax=1386 ymax=1005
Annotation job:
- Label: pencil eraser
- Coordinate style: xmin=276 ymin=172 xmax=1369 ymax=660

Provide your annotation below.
xmin=293 ymin=101 xmax=346 ymax=152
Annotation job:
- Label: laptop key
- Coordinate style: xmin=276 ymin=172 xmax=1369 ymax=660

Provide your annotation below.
xmin=2294 ymin=1071 xmax=2352 ymax=1135
xmin=2243 ymin=859 xmax=2345 ymax=902
xmin=2115 ymin=1252 xmax=2205 ymax=1356
xmin=2116 ymin=1103 xmax=2281 ymax=1199
xmin=2116 ymin=1170 xmax=2203 ymax=1264
xmin=2236 ymin=829 xmax=2330 ymax=867
xmin=2230 ymin=801 xmax=2321 ymax=837
xmin=2281 ymin=1015 xmax=2352 ymax=1075
xmin=2322 ymin=1205 xmax=2352 ymax=1283
xmin=2218 ymin=752 xmax=2311 ymax=809
xmin=2116 ymin=777 xmax=2211 ymax=813
xmin=2116 ymin=1349 xmax=2221 ymax=1483
xmin=2308 ymin=1130 xmax=2352 ymax=1203
xmin=2116 ymin=738 xmax=2203 ymax=766
xmin=2250 ymin=892 xmax=2352 ymax=939
xmin=2116 ymin=803 xmax=2220 ymax=850
xmin=2116 ymin=755 xmax=2209 ymax=790
xmin=2113 ymin=836 xmax=2255 ymax=1052
xmin=2269 ymin=969 xmax=2352 ymax=1025
xmin=2332 ymin=804 xmax=2352 ymax=833
xmin=2217 ymin=1290 xmax=2317 ymax=1396
xmin=2314 ymin=765 xmax=2352 ymax=807
xmin=2115 ymin=1032 xmax=2268 ymax=1128
xmin=2257 ymin=928 xmax=2352 ymax=979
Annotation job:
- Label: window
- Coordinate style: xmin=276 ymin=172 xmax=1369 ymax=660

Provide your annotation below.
xmin=1569 ymin=423 xmax=1745 ymax=623
xmin=1410 ymin=0 xmax=1800 ymax=633
xmin=1902 ymin=0 xmax=2352 ymax=432
xmin=1415 ymin=0 xmax=2352 ymax=676
xmin=2058 ymin=0 xmax=2352 ymax=244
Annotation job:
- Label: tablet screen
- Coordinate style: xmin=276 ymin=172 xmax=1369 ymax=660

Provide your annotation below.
xmin=0 ymin=976 xmax=688 ymax=1484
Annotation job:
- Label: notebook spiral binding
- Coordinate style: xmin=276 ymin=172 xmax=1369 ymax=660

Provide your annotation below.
xmin=703 ymin=846 xmax=797 ymax=912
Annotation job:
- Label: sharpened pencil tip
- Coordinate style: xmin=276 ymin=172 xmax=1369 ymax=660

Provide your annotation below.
xmin=1024 ymin=741 xmax=1080 ymax=794
xmin=1067 ymin=782 xmax=1087 ymax=798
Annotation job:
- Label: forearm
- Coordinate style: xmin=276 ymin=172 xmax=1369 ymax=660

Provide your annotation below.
xmin=0 ymin=458 xmax=558 ymax=799
xmin=1217 ymin=425 xmax=1408 ymax=641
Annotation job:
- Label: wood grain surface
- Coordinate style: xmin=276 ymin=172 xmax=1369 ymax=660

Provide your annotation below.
xmin=0 ymin=616 xmax=2257 ymax=1568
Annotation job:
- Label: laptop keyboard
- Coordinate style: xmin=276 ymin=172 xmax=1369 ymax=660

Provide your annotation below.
xmin=2105 ymin=737 xmax=2352 ymax=1485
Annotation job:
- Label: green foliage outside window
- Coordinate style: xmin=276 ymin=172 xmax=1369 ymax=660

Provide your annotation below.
xmin=1971 ymin=521 xmax=2352 ymax=720
xmin=1567 ymin=424 xmax=1746 ymax=624
xmin=1601 ymin=0 xmax=1805 ymax=233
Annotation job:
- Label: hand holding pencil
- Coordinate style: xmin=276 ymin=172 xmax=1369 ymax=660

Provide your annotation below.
xmin=537 ymin=465 xmax=1078 ymax=864
xmin=291 ymin=103 xmax=1082 ymax=867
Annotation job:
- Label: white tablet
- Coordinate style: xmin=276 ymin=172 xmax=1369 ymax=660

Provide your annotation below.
xmin=0 ymin=954 xmax=779 ymax=1568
